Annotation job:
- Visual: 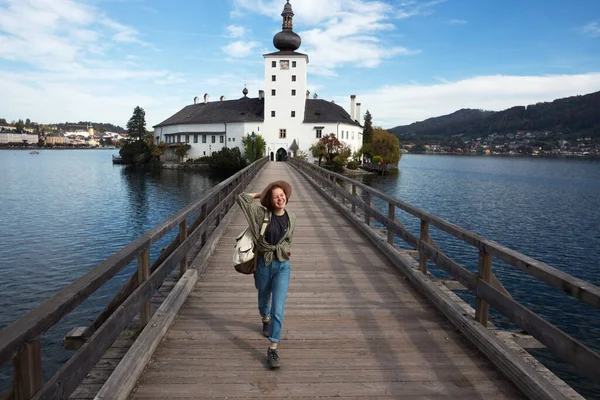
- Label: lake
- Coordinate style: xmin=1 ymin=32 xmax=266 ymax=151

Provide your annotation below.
xmin=0 ymin=149 xmax=225 ymax=391
xmin=0 ymin=151 xmax=598 ymax=397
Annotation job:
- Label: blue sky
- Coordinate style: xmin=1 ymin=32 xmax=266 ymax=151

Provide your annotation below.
xmin=1 ymin=0 xmax=600 ymax=129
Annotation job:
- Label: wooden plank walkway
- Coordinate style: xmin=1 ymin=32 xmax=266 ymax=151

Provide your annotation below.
xmin=129 ymin=161 xmax=524 ymax=399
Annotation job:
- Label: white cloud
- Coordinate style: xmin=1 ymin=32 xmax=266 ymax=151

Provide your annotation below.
xmin=336 ymin=73 xmax=600 ymax=128
xmin=231 ymin=0 xmax=423 ymax=76
xmin=396 ymin=0 xmax=447 ymax=19
xmin=447 ymin=19 xmax=467 ymax=25
xmin=227 ymin=25 xmax=248 ymax=38
xmin=222 ymin=40 xmax=260 ymax=58
xmin=0 ymin=0 xmax=148 ymax=69
xmin=583 ymin=22 xmax=600 ymax=37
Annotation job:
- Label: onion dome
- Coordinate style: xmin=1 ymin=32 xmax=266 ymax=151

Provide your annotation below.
xmin=273 ymin=1 xmax=301 ymax=51
xmin=242 ymin=86 xmax=249 ymax=97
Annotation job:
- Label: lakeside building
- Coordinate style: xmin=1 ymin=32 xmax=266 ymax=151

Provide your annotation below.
xmin=153 ymin=0 xmax=363 ymax=162
xmin=0 ymin=131 xmax=39 ymax=145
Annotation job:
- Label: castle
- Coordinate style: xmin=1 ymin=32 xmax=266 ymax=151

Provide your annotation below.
xmin=153 ymin=1 xmax=363 ymax=162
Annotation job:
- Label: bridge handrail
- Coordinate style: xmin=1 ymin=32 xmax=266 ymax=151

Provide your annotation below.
xmin=290 ymin=158 xmax=600 ymax=385
xmin=0 ymin=157 xmax=268 ymax=399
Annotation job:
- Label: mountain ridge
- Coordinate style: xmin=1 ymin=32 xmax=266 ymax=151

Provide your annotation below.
xmin=388 ymin=91 xmax=600 ymax=138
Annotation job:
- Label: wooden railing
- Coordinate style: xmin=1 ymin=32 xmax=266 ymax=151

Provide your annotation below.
xmin=0 ymin=157 xmax=269 ymax=400
xmin=290 ymin=158 xmax=600 ymax=387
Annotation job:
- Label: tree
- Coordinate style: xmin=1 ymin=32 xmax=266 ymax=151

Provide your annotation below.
xmin=370 ymin=128 xmax=401 ymax=164
xmin=242 ymin=133 xmax=266 ymax=161
xmin=15 ymin=119 xmax=25 ymax=132
xmin=126 ymin=106 xmax=147 ymax=144
xmin=309 ymin=142 xmax=327 ymax=166
xmin=362 ymin=110 xmax=373 ymax=149
xmin=209 ymin=147 xmax=247 ymax=172
xmin=0 ymin=118 xmax=6 ymax=124
xmin=175 ymin=144 xmax=191 ymax=162
xmin=25 ymin=118 xmax=31 ymax=127
xmin=320 ymin=133 xmax=342 ymax=164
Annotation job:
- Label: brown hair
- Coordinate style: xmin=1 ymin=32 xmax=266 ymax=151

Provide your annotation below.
xmin=264 ymin=185 xmax=287 ymax=211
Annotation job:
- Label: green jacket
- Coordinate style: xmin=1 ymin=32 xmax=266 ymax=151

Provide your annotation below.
xmin=236 ymin=193 xmax=296 ymax=266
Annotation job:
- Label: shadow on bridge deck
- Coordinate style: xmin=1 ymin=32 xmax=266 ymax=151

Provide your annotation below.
xmin=128 ymin=161 xmax=523 ymax=399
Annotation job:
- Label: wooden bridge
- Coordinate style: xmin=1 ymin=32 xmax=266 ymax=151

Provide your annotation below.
xmin=1 ymin=158 xmax=599 ymax=399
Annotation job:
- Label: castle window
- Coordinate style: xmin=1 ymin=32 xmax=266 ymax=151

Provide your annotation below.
xmin=212 ymin=136 xmax=216 ymax=143
xmin=291 ymin=89 xmax=296 ymax=96
xmin=186 ymin=135 xmax=190 ymax=143
xmin=272 ymin=75 xmax=276 ymax=82
xmin=292 ymin=61 xmax=296 ymax=68
xmin=272 ymin=61 xmax=276 ymax=67
xmin=291 ymin=75 xmax=296 ymax=82
xmin=271 ymin=111 xmax=276 ymax=117
xmin=272 ymin=89 xmax=276 ymax=96
xmin=202 ymin=135 xmax=206 ymax=143
xmin=291 ymin=111 xmax=296 ymax=117
xmin=194 ymin=135 xmax=198 ymax=143
xmin=316 ymin=129 xmax=322 ymax=139
xmin=279 ymin=129 xmax=287 ymax=139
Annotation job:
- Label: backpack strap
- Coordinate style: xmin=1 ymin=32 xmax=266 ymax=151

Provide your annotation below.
xmin=259 ymin=211 xmax=271 ymax=237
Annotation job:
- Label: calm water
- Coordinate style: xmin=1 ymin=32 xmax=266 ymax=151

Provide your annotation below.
xmin=353 ymin=154 xmax=600 ymax=399
xmin=0 ymin=152 xmax=598 ymax=397
xmin=0 ymin=149 xmax=225 ymax=391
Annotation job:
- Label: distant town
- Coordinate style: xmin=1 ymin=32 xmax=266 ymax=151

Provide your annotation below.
xmin=0 ymin=120 xmax=128 ymax=148
xmin=399 ymin=130 xmax=599 ymax=157
xmin=1 ymin=119 xmax=599 ymax=158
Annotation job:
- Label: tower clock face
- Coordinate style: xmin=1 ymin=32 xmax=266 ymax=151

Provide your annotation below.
xmin=280 ymin=60 xmax=289 ymax=70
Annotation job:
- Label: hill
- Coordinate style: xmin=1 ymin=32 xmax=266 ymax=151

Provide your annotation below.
xmin=54 ymin=121 xmax=126 ymax=133
xmin=388 ymin=91 xmax=600 ymax=139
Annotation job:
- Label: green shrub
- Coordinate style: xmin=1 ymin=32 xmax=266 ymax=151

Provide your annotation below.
xmin=347 ymin=160 xmax=359 ymax=170
xmin=371 ymin=155 xmax=383 ymax=164
xmin=209 ymin=147 xmax=247 ymax=172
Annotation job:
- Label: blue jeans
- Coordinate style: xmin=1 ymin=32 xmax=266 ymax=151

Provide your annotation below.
xmin=254 ymin=257 xmax=290 ymax=343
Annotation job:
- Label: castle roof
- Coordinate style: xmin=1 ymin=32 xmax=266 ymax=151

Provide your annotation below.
xmin=154 ymin=98 xmax=361 ymax=128
xmin=154 ymin=98 xmax=264 ymax=127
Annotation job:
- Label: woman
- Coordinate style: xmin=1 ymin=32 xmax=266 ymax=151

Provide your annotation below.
xmin=236 ymin=180 xmax=296 ymax=369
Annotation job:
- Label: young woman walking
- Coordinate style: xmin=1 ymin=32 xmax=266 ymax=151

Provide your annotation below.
xmin=236 ymin=180 xmax=296 ymax=369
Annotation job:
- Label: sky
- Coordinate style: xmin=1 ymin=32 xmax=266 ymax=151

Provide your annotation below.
xmin=1 ymin=0 xmax=600 ymax=130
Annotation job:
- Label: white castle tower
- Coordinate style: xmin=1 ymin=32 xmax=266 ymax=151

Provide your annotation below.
xmin=262 ymin=0 xmax=309 ymax=159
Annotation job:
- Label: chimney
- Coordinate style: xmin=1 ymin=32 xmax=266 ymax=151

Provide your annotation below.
xmin=356 ymin=103 xmax=362 ymax=124
xmin=306 ymin=90 xmax=310 ymax=99
xmin=194 ymin=96 xmax=199 ymax=104
xmin=313 ymin=93 xmax=318 ymax=99
xmin=350 ymin=95 xmax=356 ymax=121
xmin=220 ymin=96 xmax=225 ymax=101
xmin=203 ymin=93 xmax=209 ymax=104
xmin=259 ymin=90 xmax=264 ymax=99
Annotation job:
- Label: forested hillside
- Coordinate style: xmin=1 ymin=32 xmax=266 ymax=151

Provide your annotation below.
xmin=388 ymin=91 xmax=600 ymax=138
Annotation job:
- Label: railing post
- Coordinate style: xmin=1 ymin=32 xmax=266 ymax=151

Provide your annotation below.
xmin=387 ymin=203 xmax=395 ymax=245
xmin=200 ymin=203 xmax=208 ymax=247
xmin=418 ymin=220 xmax=429 ymax=274
xmin=364 ymin=192 xmax=371 ymax=226
xmin=138 ymin=247 xmax=151 ymax=327
xmin=215 ymin=191 xmax=222 ymax=226
xmin=13 ymin=338 xmax=43 ymax=400
xmin=179 ymin=220 xmax=188 ymax=275
xmin=332 ymin=175 xmax=336 ymax=199
xmin=475 ymin=250 xmax=493 ymax=326
xmin=352 ymin=185 xmax=357 ymax=214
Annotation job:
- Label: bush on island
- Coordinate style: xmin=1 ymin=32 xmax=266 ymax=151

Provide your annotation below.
xmin=347 ymin=160 xmax=359 ymax=170
xmin=208 ymin=147 xmax=247 ymax=172
xmin=372 ymin=156 xmax=383 ymax=164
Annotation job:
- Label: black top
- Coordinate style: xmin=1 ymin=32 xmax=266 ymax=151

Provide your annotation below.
xmin=264 ymin=211 xmax=289 ymax=245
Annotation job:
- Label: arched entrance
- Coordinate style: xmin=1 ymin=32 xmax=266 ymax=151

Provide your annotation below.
xmin=276 ymin=148 xmax=288 ymax=162
xmin=270 ymin=151 xmax=274 ymax=161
